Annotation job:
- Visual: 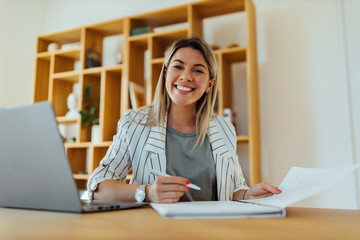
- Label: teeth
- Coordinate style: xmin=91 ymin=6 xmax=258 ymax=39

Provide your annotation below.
xmin=176 ymin=85 xmax=192 ymax=92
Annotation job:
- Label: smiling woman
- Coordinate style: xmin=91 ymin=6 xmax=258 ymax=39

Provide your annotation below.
xmin=87 ymin=37 xmax=281 ymax=204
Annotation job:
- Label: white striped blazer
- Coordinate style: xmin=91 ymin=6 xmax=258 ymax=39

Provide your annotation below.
xmin=87 ymin=110 xmax=248 ymax=201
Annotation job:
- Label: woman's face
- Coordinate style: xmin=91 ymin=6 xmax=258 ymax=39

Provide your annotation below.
xmin=165 ymin=47 xmax=215 ymax=110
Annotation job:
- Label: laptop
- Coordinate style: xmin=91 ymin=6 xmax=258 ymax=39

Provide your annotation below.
xmin=0 ymin=101 xmax=148 ymax=212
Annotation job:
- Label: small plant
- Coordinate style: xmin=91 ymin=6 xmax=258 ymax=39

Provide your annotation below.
xmin=79 ymin=83 xmax=99 ymax=126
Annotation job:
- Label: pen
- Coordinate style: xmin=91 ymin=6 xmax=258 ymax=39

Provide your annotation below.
xmin=150 ymin=169 xmax=201 ymax=191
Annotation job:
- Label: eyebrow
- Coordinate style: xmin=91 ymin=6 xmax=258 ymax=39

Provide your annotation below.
xmin=171 ymin=59 xmax=207 ymax=70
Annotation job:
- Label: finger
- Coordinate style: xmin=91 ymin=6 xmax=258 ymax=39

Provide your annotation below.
xmin=157 ymin=191 xmax=185 ymax=203
xmin=157 ymin=176 xmax=189 ymax=185
xmin=263 ymin=183 xmax=282 ymax=194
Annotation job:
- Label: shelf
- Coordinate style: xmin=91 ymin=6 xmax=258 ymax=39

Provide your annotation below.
xmin=129 ymin=5 xmax=188 ymax=30
xmin=87 ymin=18 xmax=124 ymax=36
xmin=104 ymin=65 xmax=123 ymax=73
xmin=52 ymin=71 xmax=80 ymax=82
xmin=65 ymin=142 xmax=91 ymax=148
xmin=54 ymin=47 xmax=81 ymax=60
xmin=151 ymin=58 xmax=164 ymax=65
xmin=237 ymin=135 xmax=249 ymax=142
xmin=37 ymin=27 xmax=82 ymax=53
xmin=83 ymin=67 xmax=102 ymax=76
xmin=216 ymin=46 xmax=247 ymax=63
xmin=33 ymin=0 xmax=261 ymax=187
xmin=36 ymin=52 xmax=51 ymax=60
xmin=192 ymin=0 xmax=245 ymax=18
xmin=56 ymin=116 xmax=79 ymax=124
xmin=73 ymin=174 xmax=90 ymax=180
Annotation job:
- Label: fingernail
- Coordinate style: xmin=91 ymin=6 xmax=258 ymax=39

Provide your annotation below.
xmin=186 ymin=180 xmax=190 ymax=184
xmin=188 ymin=187 xmax=191 ymax=190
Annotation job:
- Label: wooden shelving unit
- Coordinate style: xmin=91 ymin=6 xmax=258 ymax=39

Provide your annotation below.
xmin=33 ymin=0 xmax=261 ymax=189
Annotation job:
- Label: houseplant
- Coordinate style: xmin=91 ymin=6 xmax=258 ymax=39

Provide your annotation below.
xmin=79 ymin=83 xmax=100 ymax=143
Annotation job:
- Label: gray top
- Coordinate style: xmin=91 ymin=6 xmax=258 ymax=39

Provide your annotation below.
xmin=166 ymin=126 xmax=217 ymax=201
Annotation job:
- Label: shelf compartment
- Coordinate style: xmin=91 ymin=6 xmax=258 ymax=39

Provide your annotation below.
xmin=102 ymin=69 xmax=122 ymax=142
xmin=129 ymin=5 xmax=188 ymax=32
xmin=50 ymin=78 xmax=79 ymax=117
xmin=91 ymin=146 xmax=109 ymax=174
xmin=37 ymin=27 xmax=82 ymax=53
xmin=79 ymin=74 xmax=101 ymax=142
xmin=34 ymin=58 xmax=51 ymax=102
xmin=217 ymin=47 xmax=247 ymax=63
xmin=148 ymin=62 xmax=163 ymax=104
xmin=191 ymin=0 xmax=245 ymax=19
xmin=87 ymin=18 xmax=124 ymax=37
xmin=66 ymin=146 xmax=88 ymax=175
xmin=150 ymin=28 xmax=188 ymax=59
xmin=53 ymin=51 xmax=81 ymax=74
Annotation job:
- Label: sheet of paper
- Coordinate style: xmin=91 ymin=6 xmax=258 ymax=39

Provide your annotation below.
xmin=150 ymin=201 xmax=285 ymax=219
xmin=244 ymin=164 xmax=359 ymax=208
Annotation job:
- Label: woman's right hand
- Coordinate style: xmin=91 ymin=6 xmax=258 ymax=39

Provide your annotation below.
xmin=146 ymin=176 xmax=191 ymax=203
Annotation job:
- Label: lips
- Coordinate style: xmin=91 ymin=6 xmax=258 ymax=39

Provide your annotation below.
xmin=175 ymin=85 xmax=194 ymax=92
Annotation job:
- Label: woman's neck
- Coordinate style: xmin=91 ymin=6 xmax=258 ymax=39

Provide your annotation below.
xmin=167 ymin=104 xmax=196 ymax=133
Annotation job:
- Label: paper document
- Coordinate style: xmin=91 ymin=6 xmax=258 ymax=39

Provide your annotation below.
xmin=150 ymin=165 xmax=358 ymax=219
xmin=244 ymin=164 xmax=359 ymax=208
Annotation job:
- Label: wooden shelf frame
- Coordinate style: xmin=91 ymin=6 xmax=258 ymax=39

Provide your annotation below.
xmin=33 ymin=0 xmax=261 ymax=188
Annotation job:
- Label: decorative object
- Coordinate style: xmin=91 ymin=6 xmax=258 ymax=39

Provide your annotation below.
xmin=129 ymin=81 xmax=146 ymax=110
xmin=86 ymin=49 xmax=101 ymax=68
xmin=211 ymin=44 xmax=220 ymax=50
xmin=79 ymin=83 xmax=99 ymax=126
xmin=47 ymin=42 xmax=60 ymax=52
xmin=65 ymin=93 xmax=80 ymax=118
xmin=91 ymin=125 xmax=101 ymax=143
xmin=116 ymin=52 xmax=122 ymax=64
xmin=130 ymin=26 xmax=152 ymax=36
xmin=227 ymin=43 xmax=239 ymax=48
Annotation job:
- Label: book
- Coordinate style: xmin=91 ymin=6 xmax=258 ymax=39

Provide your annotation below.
xmin=130 ymin=26 xmax=152 ymax=36
xmin=129 ymin=81 xmax=146 ymax=110
xmin=150 ymin=164 xmax=358 ymax=219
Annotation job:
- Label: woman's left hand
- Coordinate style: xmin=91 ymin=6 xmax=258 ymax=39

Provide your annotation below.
xmin=244 ymin=183 xmax=282 ymax=200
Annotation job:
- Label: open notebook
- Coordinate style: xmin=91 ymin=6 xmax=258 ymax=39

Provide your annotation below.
xmin=151 ymin=164 xmax=358 ymax=219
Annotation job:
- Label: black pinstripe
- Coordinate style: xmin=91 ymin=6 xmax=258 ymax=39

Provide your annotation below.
xmin=87 ymin=111 xmax=248 ymax=201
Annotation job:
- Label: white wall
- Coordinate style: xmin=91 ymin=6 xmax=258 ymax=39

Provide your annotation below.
xmin=0 ymin=0 xmax=45 ymax=108
xmin=255 ymin=0 xmax=359 ymax=209
xmin=0 ymin=0 xmax=358 ymax=209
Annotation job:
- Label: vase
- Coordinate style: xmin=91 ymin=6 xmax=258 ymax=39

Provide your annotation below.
xmin=91 ymin=125 xmax=101 ymax=143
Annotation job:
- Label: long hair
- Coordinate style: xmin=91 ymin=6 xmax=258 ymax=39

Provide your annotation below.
xmin=139 ymin=37 xmax=219 ymax=148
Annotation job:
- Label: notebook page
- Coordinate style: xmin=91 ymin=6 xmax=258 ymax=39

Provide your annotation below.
xmin=244 ymin=164 xmax=359 ymax=208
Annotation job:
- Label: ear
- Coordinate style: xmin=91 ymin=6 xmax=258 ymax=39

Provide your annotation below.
xmin=205 ymin=78 xmax=216 ymax=93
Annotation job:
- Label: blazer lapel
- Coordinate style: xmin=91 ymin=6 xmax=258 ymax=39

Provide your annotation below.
xmin=144 ymin=120 xmax=167 ymax=177
xmin=209 ymin=118 xmax=235 ymax=200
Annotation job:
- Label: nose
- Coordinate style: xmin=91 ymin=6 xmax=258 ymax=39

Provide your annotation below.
xmin=180 ymin=69 xmax=193 ymax=82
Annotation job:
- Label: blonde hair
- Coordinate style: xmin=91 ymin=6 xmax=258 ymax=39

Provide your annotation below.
xmin=139 ymin=37 xmax=219 ymax=147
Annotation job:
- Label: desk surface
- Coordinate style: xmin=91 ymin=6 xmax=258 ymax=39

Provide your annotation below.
xmin=1 ymin=206 xmax=360 ymax=239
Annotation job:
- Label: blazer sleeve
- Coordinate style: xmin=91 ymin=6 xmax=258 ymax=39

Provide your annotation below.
xmin=87 ymin=112 xmax=132 ymax=199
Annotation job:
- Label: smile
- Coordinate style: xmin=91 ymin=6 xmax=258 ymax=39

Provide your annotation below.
xmin=175 ymin=85 xmax=194 ymax=92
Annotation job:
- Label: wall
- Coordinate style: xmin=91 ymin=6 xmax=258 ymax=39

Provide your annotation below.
xmin=0 ymin=0 xmax=45 ymax=108
xmin=255 ymin=0 xmax=359 ymax=209
xmin=0 ymin=0 xmax=358 ymax=209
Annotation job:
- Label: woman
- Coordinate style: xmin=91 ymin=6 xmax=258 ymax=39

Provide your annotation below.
xmin=87 ymin=37 xmax=281 ymax=203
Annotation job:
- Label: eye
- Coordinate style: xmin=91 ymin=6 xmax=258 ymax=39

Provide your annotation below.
xmin=173 ymin=65 xmax=183 ymax=70
xmin=193 ymin=69 xmax=204 ymax=74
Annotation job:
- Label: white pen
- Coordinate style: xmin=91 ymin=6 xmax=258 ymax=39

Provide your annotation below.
xmin=150 ymin=169 xmax=201 ymax=191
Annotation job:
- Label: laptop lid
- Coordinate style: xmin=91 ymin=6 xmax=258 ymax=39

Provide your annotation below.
xmin=0 ymin=102 xmax=84 ymax=212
